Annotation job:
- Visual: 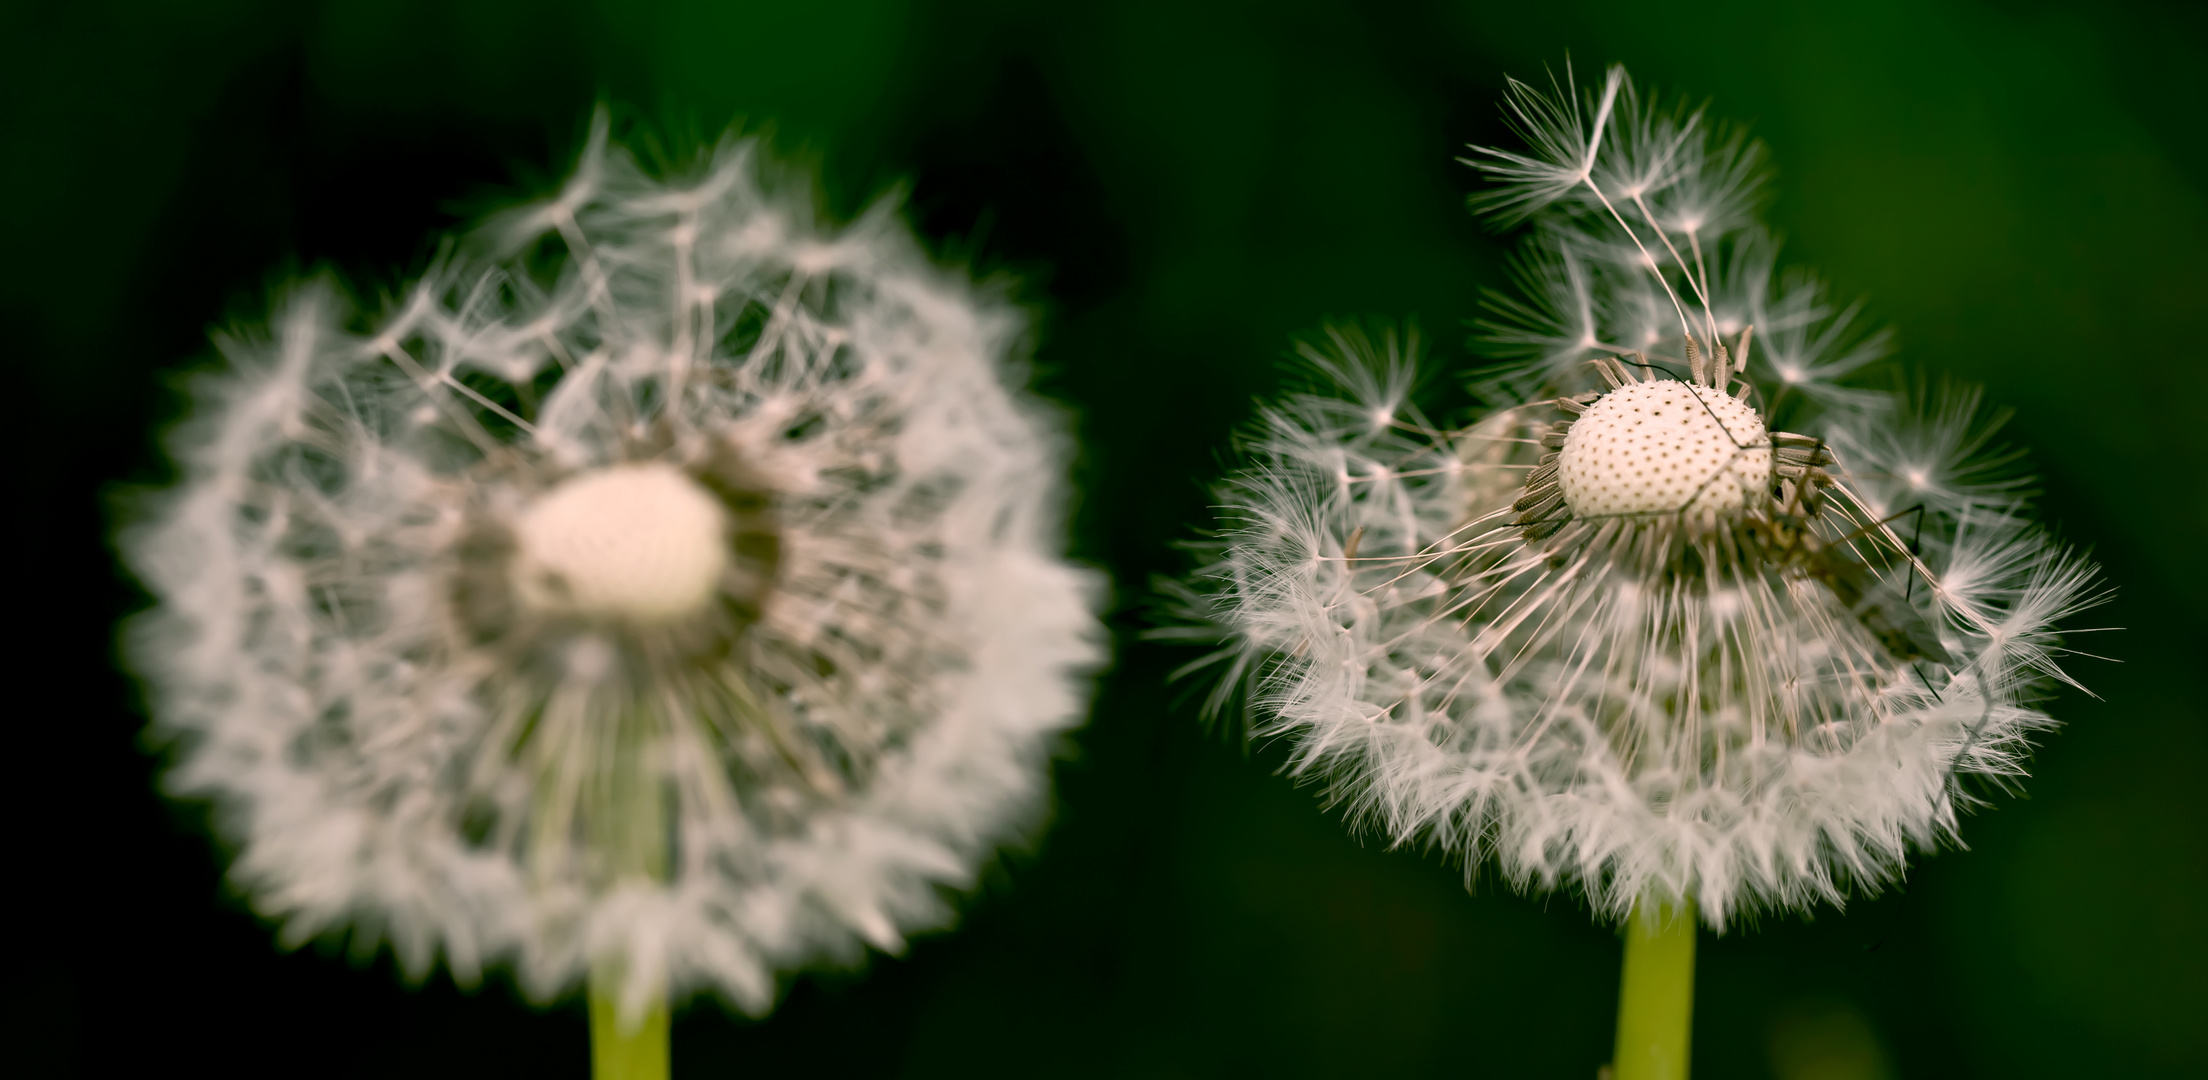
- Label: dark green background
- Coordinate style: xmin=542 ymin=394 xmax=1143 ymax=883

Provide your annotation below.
xmin=6 ymin=1 xmax=2202 ymax=1076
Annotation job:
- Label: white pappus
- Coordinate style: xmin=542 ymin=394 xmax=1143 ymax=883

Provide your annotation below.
xmin=122 ymin=114 xmax=1105 ymax=1018
xmin=1184 ymin=66 xmax=2103 ymax=927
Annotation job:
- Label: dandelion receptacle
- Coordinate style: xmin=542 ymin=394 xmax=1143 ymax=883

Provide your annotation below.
xmin=1177 ymin=65 xmax=2102 ymax=1078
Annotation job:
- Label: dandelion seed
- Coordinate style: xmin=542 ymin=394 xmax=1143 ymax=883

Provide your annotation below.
xmin=122 ymin=113 xmax=1103 ymax=1051
xmin=1178 ymin=68 xmax=2103 ymax=1074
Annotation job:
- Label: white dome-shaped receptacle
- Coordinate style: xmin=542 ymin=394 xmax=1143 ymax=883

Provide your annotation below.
xmin=1559 ymin=381 xmax=1772 ymax=521
xmin=512 ymin=463 xmax=729 ymax=622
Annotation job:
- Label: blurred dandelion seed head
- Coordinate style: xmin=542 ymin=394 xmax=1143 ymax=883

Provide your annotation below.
xmin=123 ymin=112 xmax=1103 ymax=1019
xmin=1183 ymin=66 xmax=2104 ymax=927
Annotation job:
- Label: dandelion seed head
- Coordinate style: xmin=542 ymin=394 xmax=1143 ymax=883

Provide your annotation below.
xmin=123 ymin=118 xmax=1104 ymax=1017
xmin=1189 ymin=65 xmax=2103 ymax=928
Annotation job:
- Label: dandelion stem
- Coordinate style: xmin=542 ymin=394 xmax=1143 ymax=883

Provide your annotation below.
xmin=1611 ymin=898 xmax=1696 ymax=1080
xmin=586 ymin=705 xmax=671 ymax=1080
xmin=588 ymin=971 xmax=670 ymax=1080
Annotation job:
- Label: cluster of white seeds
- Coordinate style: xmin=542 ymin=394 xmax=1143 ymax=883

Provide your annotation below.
xmin=1193 ymin=65 xmax=2098 ymax=926
xmin=123 ymin=125 xmax=1105 ymax=1017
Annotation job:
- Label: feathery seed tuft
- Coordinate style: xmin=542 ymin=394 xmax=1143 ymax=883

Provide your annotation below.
xmin=1178 ymin=67 xmax=2104 ymax=927
xmin=122 ymin=114 xmax=1104 ymax=1018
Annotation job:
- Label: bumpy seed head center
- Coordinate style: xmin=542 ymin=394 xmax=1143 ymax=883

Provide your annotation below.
xmin=1558 ymin=381 xmax=1772 ymax=520
xmin=513 ymin=463 xmax=728 ymax=622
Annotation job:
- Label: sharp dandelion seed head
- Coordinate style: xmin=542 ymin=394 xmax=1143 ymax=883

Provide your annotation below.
xmin=121 ymin=115 xmax=1105 ymax=1016
xmin=1183 ymin=66 xmax=2107 ymax=928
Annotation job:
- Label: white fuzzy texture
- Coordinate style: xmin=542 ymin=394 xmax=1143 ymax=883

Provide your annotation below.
xmin=123 ymin=116 xmax=1104 ymax=1017
xmin=1191 ymin=68 xmax=2101 ymax=927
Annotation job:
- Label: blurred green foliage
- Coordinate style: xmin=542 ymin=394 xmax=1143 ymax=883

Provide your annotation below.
xmin=5 ymin=1 xmax=2202 ymax=1077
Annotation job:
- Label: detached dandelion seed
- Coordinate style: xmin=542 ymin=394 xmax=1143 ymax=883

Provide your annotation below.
xmin=123 ymin=113 xmax=1103 ymax=1075
xmin=1180 ymin=66 xmax=2103 ymax=1078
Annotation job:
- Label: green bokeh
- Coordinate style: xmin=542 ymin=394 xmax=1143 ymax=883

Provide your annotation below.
xmin=7 ymin=1 xmax=2201 ymax=1077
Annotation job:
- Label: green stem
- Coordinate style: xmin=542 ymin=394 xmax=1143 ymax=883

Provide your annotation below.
xmin=589 ymin=968 xmax=670 ymax=1080
xmin=1611 ymin=898 xmax=1696 ymax=1080
xmin=579 ymin=703 xmax=672 ymax=1080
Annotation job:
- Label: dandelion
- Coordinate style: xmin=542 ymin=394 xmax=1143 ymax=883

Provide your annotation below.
xmin=122 ymin=113 xmax=1103 ymax=1076
xmin=1181 ymin=67 xmax=2101 ymax=1077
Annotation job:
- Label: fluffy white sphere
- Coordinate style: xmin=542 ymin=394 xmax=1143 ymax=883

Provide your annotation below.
xmin=1192 ymin=68 xmax=2101 ymax=928
xmin=123 ymin=117 xmax=1104 ymax=1017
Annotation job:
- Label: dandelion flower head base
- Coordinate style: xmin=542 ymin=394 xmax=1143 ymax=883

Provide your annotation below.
xmin=511 ymin=463 xmax=736 ymax=623
xmin=1549 ymin=360 xmax=1769 ymax=524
